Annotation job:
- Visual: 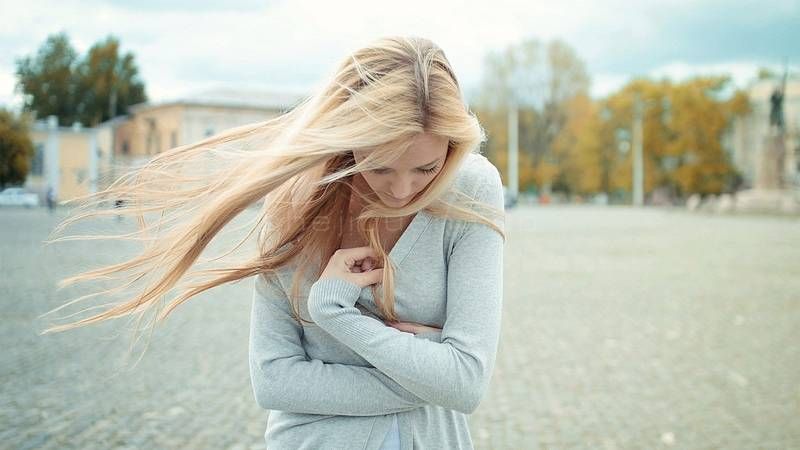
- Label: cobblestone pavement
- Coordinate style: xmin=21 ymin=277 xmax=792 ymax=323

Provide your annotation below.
xmin=1 ymin=205 xmax=798 ymax=450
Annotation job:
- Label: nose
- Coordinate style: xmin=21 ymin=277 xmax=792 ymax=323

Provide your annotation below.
xmin=388 ymin=178 xmax=414 ymax=200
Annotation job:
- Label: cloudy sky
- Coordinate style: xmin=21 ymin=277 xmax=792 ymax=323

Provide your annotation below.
xmin=1 ymin=0 xmax=798 ymax=110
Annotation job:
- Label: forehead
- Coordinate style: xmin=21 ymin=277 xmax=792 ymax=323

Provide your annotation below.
xmin=355 ymin=132 xmax=449 ymax=168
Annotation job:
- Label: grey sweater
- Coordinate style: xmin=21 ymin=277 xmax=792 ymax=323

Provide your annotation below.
xmin=248 ymin=152 xmax=505 ymax=449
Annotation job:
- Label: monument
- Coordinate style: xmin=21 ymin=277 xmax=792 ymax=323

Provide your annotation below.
xmin=734 ymin=68 xmax=800 ymax=214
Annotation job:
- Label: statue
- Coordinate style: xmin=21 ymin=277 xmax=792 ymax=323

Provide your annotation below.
xmin=769 ymin=87 xmax=784 ymax=131
xmin=732 ymin=62 xmax=799 ymax=215
xmin=769 ymin=67 xmax=788 ymax=133
xmin=759 ymin=68 xmax=789 ymax=189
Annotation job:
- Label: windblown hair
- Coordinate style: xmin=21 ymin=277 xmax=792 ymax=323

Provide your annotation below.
xmin=39 ymin=36 xmax=505 ymax=356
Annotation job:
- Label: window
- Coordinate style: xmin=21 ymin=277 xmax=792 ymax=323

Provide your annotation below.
xmin=32 ymin=143 xmax=44 ymax=176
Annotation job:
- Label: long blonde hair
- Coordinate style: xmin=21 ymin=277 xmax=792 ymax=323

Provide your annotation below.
xmin=40 ymin=35 xmax=505 ymax=350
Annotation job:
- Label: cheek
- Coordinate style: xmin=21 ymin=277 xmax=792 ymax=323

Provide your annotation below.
xmin=359 ymin=173 xmax=383 ymax=191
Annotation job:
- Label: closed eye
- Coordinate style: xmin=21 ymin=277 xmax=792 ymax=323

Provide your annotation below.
xmin=371 ymin=164 xmax=440 ymax=175
xmin=419 ymin=164 xmax=439 ymax=174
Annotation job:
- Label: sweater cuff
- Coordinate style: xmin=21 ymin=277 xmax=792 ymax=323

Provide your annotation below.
xmin=308 ymin=277 xmax=363 ymax=316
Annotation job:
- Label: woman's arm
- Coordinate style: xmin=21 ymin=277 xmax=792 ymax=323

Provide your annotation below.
xmin=307 ymin=172 xmax=505 ymax=415
xmin=248 ymin=272 xmax=430 ymax=416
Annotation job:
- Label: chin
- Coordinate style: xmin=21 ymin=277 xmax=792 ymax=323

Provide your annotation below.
xmin=381 ymin=195 xmax=411 ymax=206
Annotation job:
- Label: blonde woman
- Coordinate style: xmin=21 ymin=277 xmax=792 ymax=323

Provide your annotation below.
xmin=42 ymin=36 xmax=506 ymax=449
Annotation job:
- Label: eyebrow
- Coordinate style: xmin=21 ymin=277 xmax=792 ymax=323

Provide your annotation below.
xmin=375 ymin=156 xmax=442 ymax=170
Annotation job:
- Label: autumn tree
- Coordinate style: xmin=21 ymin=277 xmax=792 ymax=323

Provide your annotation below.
xmin=473 ymin=38 xmax=589 ymax=192
xmin=550 ymin=94 xmax=609 ymax=195
xmin=664 ymin=76 xmax=750 ymax=195
xmin=0 ymin=108 xmax=35 ymax=189
xmin=599 ymin=78 xmax=671 ymax=197
xmin=595 ymin=76 xmax=750 ymax=199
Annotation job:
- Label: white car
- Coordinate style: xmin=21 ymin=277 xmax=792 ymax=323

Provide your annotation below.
xmin=0 ymin=187 xmax=40 ymax=207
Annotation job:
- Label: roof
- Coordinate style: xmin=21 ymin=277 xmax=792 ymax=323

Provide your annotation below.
xmin=128 ymin=86 xmax=309 ymax=113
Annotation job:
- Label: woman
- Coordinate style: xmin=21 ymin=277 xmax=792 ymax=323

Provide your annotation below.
xmin=41 ymin=36 xmax=506 ymax=449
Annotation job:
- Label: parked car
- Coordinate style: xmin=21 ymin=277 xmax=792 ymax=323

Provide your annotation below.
xmin=0 ymin=187 xmax=40 ymax=207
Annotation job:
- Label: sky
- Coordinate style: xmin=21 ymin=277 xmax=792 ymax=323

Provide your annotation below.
xmin=1 ymin=0 xmax=798 ymax=110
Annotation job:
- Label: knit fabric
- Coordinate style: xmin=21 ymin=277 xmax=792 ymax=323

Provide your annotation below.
xmin=248 ymin=152 xmax=505 ymax=449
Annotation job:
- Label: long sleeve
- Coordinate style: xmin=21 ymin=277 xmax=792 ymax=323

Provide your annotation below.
xmin=248 ymin=272 xmax=432 ymax=416
xmin=307 ymin=171 xmax=505 ymax=415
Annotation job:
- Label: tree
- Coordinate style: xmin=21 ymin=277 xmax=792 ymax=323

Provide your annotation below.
xmin=14 ymin=32 xmax=81 ymax=126
xmin=550 ymin=94 xmax=606 ymax=195
xmin=0 ymin=108 xmax=35 ymax=189
xmin=75 ymin=35 xmax=147 ymax=126
xmin=14 ymin=32 xmax=147 ymax=127
xmin=473 ymin=106 xmax=538 ymax=191
xmin=473 ymin=38 xmax=590 ymax=191
xmin=594 ymin=76 xmax=750 ymax=198
xmin=601 ymin=78 xmax=671 ymax=196
xmin=664 ymin=76 xmax=750 ymax=195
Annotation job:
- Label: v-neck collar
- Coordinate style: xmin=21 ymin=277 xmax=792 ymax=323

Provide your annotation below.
xmin=288 ymin=207 xmax=432 ymax=281
xmin=386 ymin=209 xmax=431 ymax=267
xmin=354 ymin=208 xmax=431 ymax=311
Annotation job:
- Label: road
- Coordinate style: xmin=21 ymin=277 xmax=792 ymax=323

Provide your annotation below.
xmin=1 ymin=205 xmax=798 ymax=449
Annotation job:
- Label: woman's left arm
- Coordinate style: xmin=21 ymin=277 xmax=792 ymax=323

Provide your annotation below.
xmin=307 ymin=173 xmax=504 ymax=415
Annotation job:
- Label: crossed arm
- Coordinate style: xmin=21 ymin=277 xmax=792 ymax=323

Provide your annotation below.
xmin=306 ymin=175 xmax=505 ymax=414
xmin=248 ymin=272 xmax=439 ymax=416
xmin=250 ymin=167 xmax=504 ymax=416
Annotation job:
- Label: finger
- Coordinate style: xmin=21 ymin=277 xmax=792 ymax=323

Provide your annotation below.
xmin=387 ymin=321 xmax=411 ymax=332
xmin=354 ymin=267 xmax=383 ymax=287
xmin=338 ymin=246 xmax=378 ymax=267
xmin=362 ymin=257 xmax=374 ymax=271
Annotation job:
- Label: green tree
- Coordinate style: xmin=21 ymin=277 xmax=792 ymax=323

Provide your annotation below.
xmin=75 ymin=35 xmax=147 ymax=126
xmin=14 ymin=32 xmax=81 ymax=126
xmin=14 ymin=32 xmax=147 ymax=127
xmin=0 ymin=108 xmax=35 ymax=189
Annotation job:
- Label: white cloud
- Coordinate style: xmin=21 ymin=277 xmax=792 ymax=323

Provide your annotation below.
xmin=1 ymin=0 xmax=797 ymax=109
xmin=649 ymin=61 xmax=800 ymax=90
xmin=591 ymin=73 xmax=631 ymax=98
xmin=0 ymin=69 xmax=20 ymax=109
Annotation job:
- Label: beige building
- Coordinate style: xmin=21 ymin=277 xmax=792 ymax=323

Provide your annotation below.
xmin=26 ymin=116 xmax=114 ymax=203
xmin=25 ymin=88 xmax=306 ymax=202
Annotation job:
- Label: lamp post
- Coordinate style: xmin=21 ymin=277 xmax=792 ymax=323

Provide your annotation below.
xmin=616 ymin=95 xmax=658 ymax=206
xmin=507 ymin=99 xmax=519 ymax=206
xmin=632 ymin=96 xmax=645 ymax=206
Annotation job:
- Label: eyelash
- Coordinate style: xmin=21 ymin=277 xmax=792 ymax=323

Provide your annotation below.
xmin=372 ymin=164 xmax=439 ymax=175
xmin=420 ymin=164 xmax=440 ymax=174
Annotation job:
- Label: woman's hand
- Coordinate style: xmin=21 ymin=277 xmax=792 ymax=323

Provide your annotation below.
xmin=384 ymin=320 xmax=442 ymax=335
xmin=320 ymin=246 xmax=440 ymax=336
xmin=319 ymin=246 xmax=384 ymax=289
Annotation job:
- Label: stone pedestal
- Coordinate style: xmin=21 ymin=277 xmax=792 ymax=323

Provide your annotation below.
xmin=733 ymin=130 xmax=800 ymax=215
xmin=755 ymin=131 xmax=786 ymax=190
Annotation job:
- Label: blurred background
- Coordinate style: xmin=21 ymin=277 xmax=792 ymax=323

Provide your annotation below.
xmin=1 ymin=1 xmax=799 ymax=449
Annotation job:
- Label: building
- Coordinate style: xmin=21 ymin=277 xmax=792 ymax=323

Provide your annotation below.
xmin=24 ymin=87 xmax=307 ymax=202
xmin=26 ymin=116 xmax=114 ymax=203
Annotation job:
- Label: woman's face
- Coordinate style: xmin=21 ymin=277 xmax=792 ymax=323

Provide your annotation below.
xmin=353 ymin=132 xmax=449 ymax=207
